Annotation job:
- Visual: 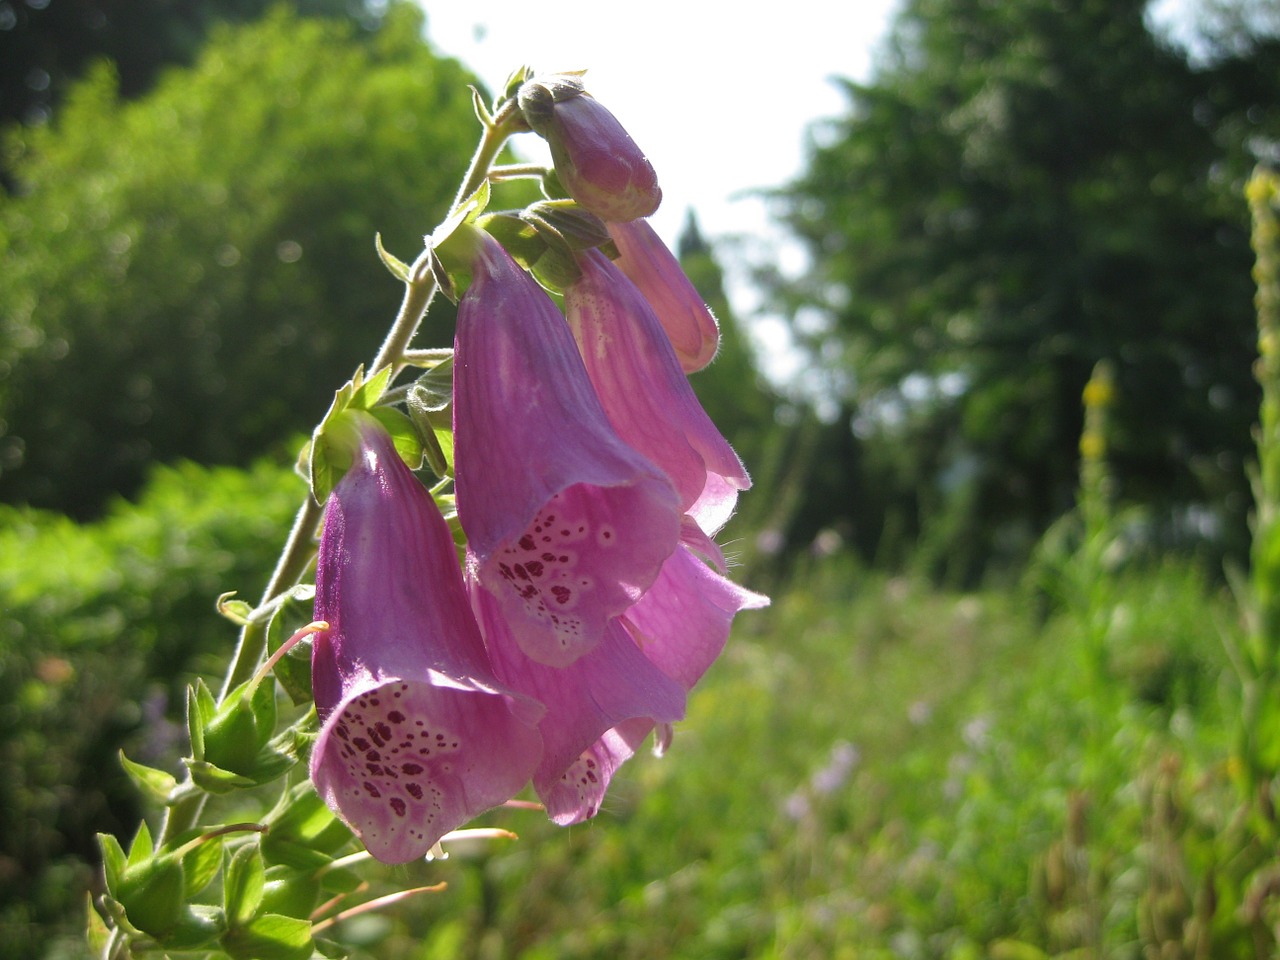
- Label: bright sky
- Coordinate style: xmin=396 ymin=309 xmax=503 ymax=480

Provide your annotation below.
xmin=418 ymin=1 xmax=900 ymax=248
xmin=416 ymin=0 xmax=1200 ymax=382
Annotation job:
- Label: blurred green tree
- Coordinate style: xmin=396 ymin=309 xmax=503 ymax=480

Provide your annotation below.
xmin=0 ymin=0 xmax=382 ymax=190
xmin=777 ymin=0 xmax=1279 ymax=575
xmin=0 ymin=3 xmax=479 ymax=516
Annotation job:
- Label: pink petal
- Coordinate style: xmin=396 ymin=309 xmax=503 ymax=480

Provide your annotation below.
xmin=566 ymin=249 xmax=749 ymax=535
xmin=454 ymin=234 xmax=681 ymax=667
xmin=310 ymin=422 xmax=543 ymax=864
xmin=623 ymin=544 xmax=770 ymax=691
xmin=471 ymin=581 xmax=685 ymax=824
xmin=606 ymin=219 xmax=719 ymax=372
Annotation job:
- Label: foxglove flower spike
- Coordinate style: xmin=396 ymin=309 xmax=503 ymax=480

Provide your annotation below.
xmin=310 ymin=418 xmax=544 ymax=864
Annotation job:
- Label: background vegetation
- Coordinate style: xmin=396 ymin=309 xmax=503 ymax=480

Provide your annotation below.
xmin=2 ymin=0 xmax=1280 ymax=957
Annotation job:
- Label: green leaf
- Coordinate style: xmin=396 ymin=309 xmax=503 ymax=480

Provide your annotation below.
xmin=221 ymin=912 xmax=314 ymax=960
xmin=119 ymin=749 xmax=178 ymax=803
xmin=183 ymin=758 xmax=258 ymax=794
xmin=182 ymin=831 xmax=225 ymax=899
xmin=224 ymin=843 xmax=267 ymax=929
xmin=374 ymin=232 xmax=411 ymax=283
xmin=368 ymin=406 xmax=424 ymax=470
xmin=217 ymin=592 xmax=255 ymax=626
xmin=97 ymin=833 xmax=127 ymax=893
xmin=85 ymin=892 xmax=111 ymax=955
xmin=126 ymin=821 xmax=154 ymax=867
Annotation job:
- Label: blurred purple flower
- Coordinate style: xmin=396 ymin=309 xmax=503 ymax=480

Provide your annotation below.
xmin=310 ymin=419 xmax=544 ymax=864
xmin=566 ymin=248 xmax=749 ymax=535
xmin=454 ymin=233 xmax=681 ymax=667
xmin=606 ymin=219 xmax=720 ymax=372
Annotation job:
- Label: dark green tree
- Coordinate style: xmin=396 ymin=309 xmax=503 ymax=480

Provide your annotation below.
xmin=778 ymin=0 xmax=1278 ymax=573
xmin=0 ymin=0 xmax=380 ymax=190
xmin=0 ymin=3 xmax=480 ymax=516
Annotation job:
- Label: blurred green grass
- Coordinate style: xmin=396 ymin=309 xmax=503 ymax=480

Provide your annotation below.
xmin=0 ymin=461 xmax=1252 ymax=958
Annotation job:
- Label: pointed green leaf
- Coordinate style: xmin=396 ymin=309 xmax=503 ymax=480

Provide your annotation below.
xmin=369 ymin=406 xmax=424 ymax=470
xmin=85 ymin=891 xmax=111 ymax=955
xmin=119 ymin=750 xmax=178 ymax=804
xmin=182 ymin=831 xmax=225 ymax=899
xmin=224 ymin=843 xmax=266 ymax=929
xmin=126 ymin=821 xmax=154 ymax=867
xmin=165 ymin=904 xmax=227 ymax=950
xmin=97 ymin=833 xmax=127 ymax=893
xmin=183 ymin=758 xmax=258 ymax=794
xmin=374 ymin=232 xmax=411 ymax=283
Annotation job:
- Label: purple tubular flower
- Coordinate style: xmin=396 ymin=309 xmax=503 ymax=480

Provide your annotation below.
xmin=565 ymin=248 xmax=750 ymax=536
xmin=606 ymin=219 xmax=720 ymax=373
xmin=527 ymin=544 xmax=769 ymax=824
xmin=471 ymin=583 xmax=685 ymax=824
xmin=623 ymin=543 xmax=770 ymax=691
xmin=519 ymin=76 xmax=661 ymax=222
xmin=310 ymin=420 xmax=544 ymax=865
xmin=454 ymin=232 xmax=682 ymax=668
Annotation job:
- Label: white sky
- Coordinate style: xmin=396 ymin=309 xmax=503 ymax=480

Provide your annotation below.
xmin=416 ymin=0 xmax=1200 ymax=382
xmin=417 ymin=1 xmax=902 ymax=249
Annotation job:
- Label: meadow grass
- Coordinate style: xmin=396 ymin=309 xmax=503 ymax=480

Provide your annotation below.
xmin=355 ymin=552 xmax=1242 ymax=960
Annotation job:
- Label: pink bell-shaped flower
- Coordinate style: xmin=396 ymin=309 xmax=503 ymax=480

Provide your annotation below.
xmin=470 ymin=582 xmax=685 ymax=824
xmin=606 ymin=219 xmax=720 ymax=373
xmin=530 ymin=544 xmax=769 ymax=824
xmin=518 ymin=73 xmax=661 ymax=222
xmin=310 ymin=417 xmax=544 ymax=864
xmin=565 ymin=248 xmax=750 ymax=536
xmin=453 ymin=231 xmax=682 ymax=667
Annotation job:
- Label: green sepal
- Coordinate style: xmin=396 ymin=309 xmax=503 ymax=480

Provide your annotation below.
xmin=319 ymin=865 xmax=363 ymax=895
xmin=368 ymin=405 xmax=424 ymax=471
xmin=178 ymin=829 xmax=225 ymax=898
xmin=314 ymin=936 xmax=350 ymax=959
xmin=261 ymin=867 xmax=322 ymax=920
xmin=85 ymin=891 xmax=111 ymax=955
xmin=217 ymin=592 xmax=255 ymax=626
xmin=202 ymin=677 xmax=277 ymax=776
xmin=119 ymin=750 xmax=178 ymax=804
xmin=429 ymin=187 xmax=493 ymax=300
xmin=97 ymin=832 xmax=127 ymax=893
xmin=186 ymin=679 xmax=218 ymax=763
xmin=407 ymin=361 xmax=455 ymax=479
xmin=309 ymin=368 xmax=405 ymax=502
xmin=116 ymin=851 xmax=185 ymax=938
xmin=163 ymin=904 xmax=226 ymax=951
xmin=126 ymin=820 xmax=154 ymax=867
xmin=374 ymin=232 xmax=411 ymax=283
xmin=220 ymin=912 xmax=315 ymax=960
xmin=184 ymin=758 xmax=258 ymax=794
xmin=262 ymin=783 xmax=354 ymax=870
xmin=224 ymin=843 xmax=267 ymax=929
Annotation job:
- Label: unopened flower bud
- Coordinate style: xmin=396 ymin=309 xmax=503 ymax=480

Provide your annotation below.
xmin=517 ymin=72 xmax=661 ymax=222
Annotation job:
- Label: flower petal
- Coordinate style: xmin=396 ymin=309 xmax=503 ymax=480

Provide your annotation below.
xmin=310 ymin=422 xmax=543 ymax=864
xmin=606 ymin=219 xmax=719 ymax=372
xmin=566 ymin=248 xmax=749 ymax=534
xmin=471 ymin=581 xmax=685 ymax=824
xmin=624 ymin=543 xmax=770 ymax=691
xmin=454 ymin=233 xmax=681 ymax=666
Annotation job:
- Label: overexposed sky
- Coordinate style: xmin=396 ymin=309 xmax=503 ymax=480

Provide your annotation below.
xmin=417 ymin=1 xmax=902 ymax=250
